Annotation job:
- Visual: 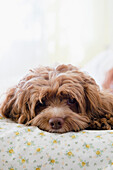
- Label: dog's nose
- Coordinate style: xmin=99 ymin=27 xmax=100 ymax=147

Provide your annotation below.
xmin=49 ymin=117 xmax=64 ymax=129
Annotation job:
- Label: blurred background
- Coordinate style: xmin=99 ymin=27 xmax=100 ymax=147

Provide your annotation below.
xmin=0 ymin=0 xmax=113 ymax=95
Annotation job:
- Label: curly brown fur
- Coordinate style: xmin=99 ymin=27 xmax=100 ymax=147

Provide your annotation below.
xmin=0 ymin=64 xmax=113 ymax=133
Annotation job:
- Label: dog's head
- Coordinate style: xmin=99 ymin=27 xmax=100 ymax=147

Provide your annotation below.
xmin=1 ymin=64 xmax=107 ymax=133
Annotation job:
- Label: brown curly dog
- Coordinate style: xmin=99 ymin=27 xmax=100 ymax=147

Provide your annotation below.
xmin=1 ymin=64 xmax=113 ymax=133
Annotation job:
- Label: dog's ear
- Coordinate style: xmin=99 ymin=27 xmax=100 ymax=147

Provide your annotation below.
xmin=83 ymin=75 xmax=111 ymax=118
xmin=0 ymin=88 xmax=16 ymax=118
xmin=84 ymin=80 xmax=101 ymax=116
xmin=0 ymin=86 xmax=32 ymax=124
xmin=0 ymin=69 xmax=42 ymax=124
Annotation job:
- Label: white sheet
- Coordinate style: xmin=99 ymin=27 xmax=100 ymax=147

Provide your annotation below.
xmin=83 ymin=49 xmax=113 ymax=88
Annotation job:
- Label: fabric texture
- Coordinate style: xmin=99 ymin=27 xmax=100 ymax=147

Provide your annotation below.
xmin=0 ymin=114 xmax=113 ymax=170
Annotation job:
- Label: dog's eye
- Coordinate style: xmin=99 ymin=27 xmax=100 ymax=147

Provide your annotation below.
xmin=38 ymin=101 xmax=46 ymax=107
xmin=35 ymin=100 xmax=46 ymax=115
xmin=67 ymin=98 xmax=80 ymax=113
xmin=67 ymin=98 xmax=76 ymax=105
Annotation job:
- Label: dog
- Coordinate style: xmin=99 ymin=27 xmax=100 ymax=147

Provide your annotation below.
xmin=0 ymin=64 xmax=113 ymax=133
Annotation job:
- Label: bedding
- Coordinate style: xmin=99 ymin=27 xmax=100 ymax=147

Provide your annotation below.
xmin=0 ymin=114 xmax=113 ymax=170
xmin=83 ymin=49 xmax=113 ymax=88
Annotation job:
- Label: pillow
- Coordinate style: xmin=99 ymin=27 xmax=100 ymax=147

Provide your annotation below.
xmin=83 ymin=49 xmax=113 ymax=88
xmin=0 ymin=114 xmax=113 ymax=170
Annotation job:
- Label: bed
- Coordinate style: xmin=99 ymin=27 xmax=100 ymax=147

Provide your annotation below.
xmin=0 ymin=114 xmax=113 ymax=170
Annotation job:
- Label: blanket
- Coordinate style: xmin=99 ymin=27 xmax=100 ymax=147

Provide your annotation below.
xmin=0 ymin=114 xmax=113 ymax=170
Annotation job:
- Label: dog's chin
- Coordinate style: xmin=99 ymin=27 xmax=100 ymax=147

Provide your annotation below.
xmin=38 ymin=127 xmax=73 ymax=134
xmin=45 ymin=129 xmax=67 ymax=134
